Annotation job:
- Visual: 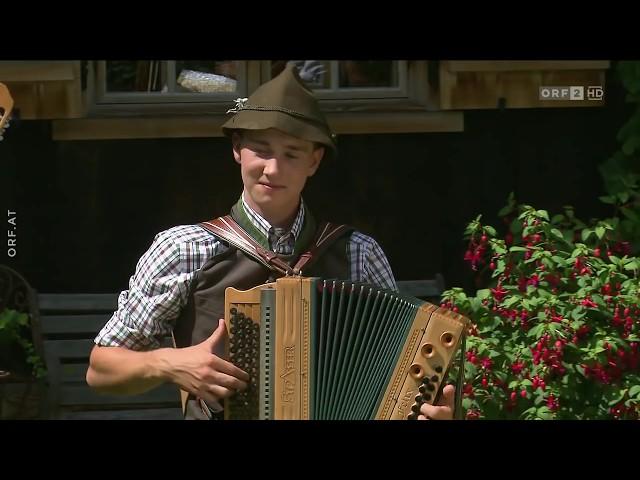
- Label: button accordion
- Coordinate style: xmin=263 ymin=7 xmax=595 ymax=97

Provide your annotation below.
xmin=223 ymin=276 xmax=469 ymax=420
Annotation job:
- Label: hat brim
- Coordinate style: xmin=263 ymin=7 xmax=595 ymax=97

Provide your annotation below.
xmin=222 ymin=110 xmax=337 ymax=161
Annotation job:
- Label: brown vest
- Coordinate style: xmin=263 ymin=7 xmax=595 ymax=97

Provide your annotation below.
xmin=173 ymin=205 xmax=353 ymax=419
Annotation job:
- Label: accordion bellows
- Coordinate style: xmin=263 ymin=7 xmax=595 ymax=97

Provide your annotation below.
xmin=224 ymin=277 xmax=468 ymax=420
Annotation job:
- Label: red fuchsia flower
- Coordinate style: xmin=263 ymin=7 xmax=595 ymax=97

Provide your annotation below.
xmin=505 ymin=231 xmax=514 ymax=245
xmin=466 ymin=410 xmax=481 ymax=420
xmin=462 ymin=383 xmax=474 ymax=398
xmin=581 ymin=297 xmax=598 ymax=308
xmin=464 ymin=245 xmax=487 ymax=271
xmin=545 ymin=273 xmax=560 ymax=287
xmin=491 ymin=285 xmax=508 ymax=302
xmin=551 ymin=313 xmax=564 ymax=323
xmin=480 ymin=357 xmax=493 ymax=370
xmin=527 ymin=274 xmax=540 ymax=287
xmin=577 ymin=325 xmax=591 ymax=338
xmin=518 ymin=277 xmax=527 ymax=292
xmin=546 ymin=394 xmax=559 ymax=411
xmin=511 ymin=361 xmax=525 ymax=375
xmin=614 ymin=241 xmax=632 ymax=256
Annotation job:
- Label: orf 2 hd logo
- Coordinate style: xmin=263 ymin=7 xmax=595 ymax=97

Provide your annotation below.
xmin=539 ymin=86 xmax=604 ymax=101
xmin=587 ymin=86 xmax=604 ymax=100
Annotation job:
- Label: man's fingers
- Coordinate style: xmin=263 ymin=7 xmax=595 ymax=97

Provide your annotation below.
xmin=213 ymin=371 xmax=248 ymax=392
xmin=209 ymin=384 xmax=239 ymax=400
xmin=212 ymin=356 xmax=250 ymax=382
xmin=420 ymin=402 xmax=453 ymax=420
xmin=203 ymin=319 xmax=227 ymax=350
xmin=439 ymin=384 xmax=456 ymax=408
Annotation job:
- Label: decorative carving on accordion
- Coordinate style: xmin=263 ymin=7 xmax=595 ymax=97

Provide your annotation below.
xmin=224 ymin=277 xmax=469 ymax=420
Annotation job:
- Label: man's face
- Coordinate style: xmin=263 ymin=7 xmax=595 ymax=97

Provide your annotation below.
xmin=232 ymin=128 xmax=324 ymax=217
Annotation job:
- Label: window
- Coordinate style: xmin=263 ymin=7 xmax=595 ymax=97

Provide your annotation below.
xmin=51 ymin=60 xmax=460 ymax=140
xmin=90 ymin=60 xmax=248 ymax=115
xmin=91 ymin=60 xmax=433 ymax=113
xmin=268 ymin=60 xmax=407 ymax=98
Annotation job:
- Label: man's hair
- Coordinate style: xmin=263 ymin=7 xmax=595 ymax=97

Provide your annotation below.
xmin=230 ymin=129 xmax=325 ymax=153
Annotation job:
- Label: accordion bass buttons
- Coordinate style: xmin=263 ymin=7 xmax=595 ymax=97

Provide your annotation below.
xmin=420 ymin=343 xmax=435 ymax=358
xmin=440 ymin=332 xmax=456 ymax=348
xmin=409 ymin=363 xmax=425 ymax=380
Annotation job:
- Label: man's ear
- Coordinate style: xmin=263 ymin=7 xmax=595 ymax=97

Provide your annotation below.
xmin=231 ymin=131 xmax=242 ymax=164
xmin=308 ymin=146 xmax=324 ymax=177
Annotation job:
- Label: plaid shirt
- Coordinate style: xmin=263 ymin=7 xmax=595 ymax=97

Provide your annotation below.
xmin=95 ymin=196 xmax=397 ymax=350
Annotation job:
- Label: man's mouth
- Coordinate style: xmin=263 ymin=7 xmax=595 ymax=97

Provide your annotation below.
xmin=258 ymin=182 xmax=285 ymax=189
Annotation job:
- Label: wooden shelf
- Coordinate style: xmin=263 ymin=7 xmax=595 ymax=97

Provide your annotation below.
xmin=0 ymin=62 xmax=83 ymax=119
xmin=439 ymin=60 xmax=611 ymax=110
xmin=443 ymin=61 xmax=611 ymax=73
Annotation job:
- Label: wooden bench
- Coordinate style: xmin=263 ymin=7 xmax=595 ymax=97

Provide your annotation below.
xmin=34 ymin=275 xmax=445 ymax=420
xmin=35 ymin=293 xmax=183 ymax=420
xmin=396 ymin=274 xmax=446 ymax=301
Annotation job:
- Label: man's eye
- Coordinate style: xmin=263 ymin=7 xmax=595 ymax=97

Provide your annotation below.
xmin=285 ymin=153 xmax=299 ymax=159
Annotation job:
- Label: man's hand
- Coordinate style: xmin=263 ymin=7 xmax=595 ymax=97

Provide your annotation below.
xmin=418 ymin=384 xmax=455 ymax=420
xmin=160 ymin=318 xmax=249 ymax=406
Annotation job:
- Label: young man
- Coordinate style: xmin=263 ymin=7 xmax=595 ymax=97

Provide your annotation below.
xmin=87 ymin=63 xmax=456 ymax=420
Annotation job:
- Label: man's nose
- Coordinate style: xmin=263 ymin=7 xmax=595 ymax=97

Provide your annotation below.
xmin=262 ymin=156 xmax=282 ymax=175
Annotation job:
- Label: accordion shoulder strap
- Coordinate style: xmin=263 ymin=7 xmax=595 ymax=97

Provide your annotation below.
xmin=292 ymin=222 xmax=353 ymax=275
xmin=199 ymin=217 xmax=352 ymax=277
xmin=200 ymin=216 xmax=294 ymax=276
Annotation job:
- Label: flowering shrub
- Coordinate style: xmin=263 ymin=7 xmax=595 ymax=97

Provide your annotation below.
xmin=443 ymin=194 xmax=640 ymax=419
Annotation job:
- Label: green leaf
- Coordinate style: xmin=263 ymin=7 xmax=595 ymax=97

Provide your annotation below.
xmin=503 ymin=296 xmax=521 ymax=308
xmin=492 ymin=243 xmax=507 ymax=255
xmin=599 ymin=195 xmax=616 ymax=205
xmin=476 ymin=289 xmax=492 ymax=301
xmin=571 ymin=308 xmax=586 ymax=320
xmin=510 ymin=246 xmax=529 ymax=252
xmin=536 ymin=210 xmax=550 ymax=221
xmin=630 ymin=386 xmax=640 ymax=398
xmin=469 ymin=297 xmax=482 ymax=313
xmin=581 ymin=229 xmax=593 ymax=242
xmin=621 ymin=207 xmax=639 ymax=222
xmin=536 ymin=406 xmax=553 ymax=420
xmin=550 ymin=228 xmax=565 ymax=240
xmin=618 ymin=191 xmax=630 ymax=204
xmin=528 ymin=324 xmax=545 ymax=338
xmin=484 ymin=226 xmax=497 ymax=237
xmin=608 ymin=389 xmax=628 ymax=407
xmin=624 ymin=260 xmax=639 ymax=271
xmin=595 ymin=226 xmax=606 ymax=239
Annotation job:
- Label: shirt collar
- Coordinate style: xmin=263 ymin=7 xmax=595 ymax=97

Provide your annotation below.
xmin=241 ymin=192 xmax=305 ymax=242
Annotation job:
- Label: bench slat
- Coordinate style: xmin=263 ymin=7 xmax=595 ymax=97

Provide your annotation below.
xmin=59 ymin=407 xmax=183 ymax=420
xmin=58 ymin=363 xmax=90 ymax=382
xmin=58 ymin=384 xmax=181 ymax=407
xmin=43 ymin=339 xmax=94 ymax=359
xmin=37 ymin=293 xmax=118 ymax=312
xmin=397 ymin=279 xmax=444 ymax=298
xmin=40 ymin=314 xmax=112 ymax=335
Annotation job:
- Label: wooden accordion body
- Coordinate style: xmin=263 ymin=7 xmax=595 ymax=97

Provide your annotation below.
xmin=224 ymin=277 xmax=469 ymax=420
